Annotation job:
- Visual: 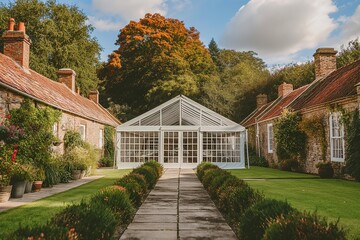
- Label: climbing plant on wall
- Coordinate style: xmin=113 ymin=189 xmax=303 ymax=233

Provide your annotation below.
xmin=274 ymin=109 xmax=307 ymax=163
xmin=345 ymin=109 xmax=360 ymax=181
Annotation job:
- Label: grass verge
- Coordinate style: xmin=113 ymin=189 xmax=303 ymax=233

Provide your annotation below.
xmin=230 ymin=167 xmax=360 ymax=239
xmin=0 ymin=168 xmax=130 ymax=237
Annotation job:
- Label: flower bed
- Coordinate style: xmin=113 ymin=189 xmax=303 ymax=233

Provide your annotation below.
xmin=196 ymin=162 xmax=347 ymax=239
xmin=9 ymin=161 xmax=163 ymax=240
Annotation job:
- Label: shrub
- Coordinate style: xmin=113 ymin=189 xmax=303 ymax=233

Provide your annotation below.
xmin=99 ymin=156 xmax=113 ymax=167
xmin=249 ymin=155 xmax=269 ymax=167
xmin=90 ymin=186 xmax=135 ymax=224
xmin=196 ymin=162 xmax=220 ymax=181
xmin=133 ymin=166 xmax=158 ymax=189
xmin=143 ymin=160 xmax=163 ymax=177
xmin=9 ymin=223 xmax=71 ymax=240
xmin=51 ymin=201 xmax=117 ymax=240
xmin=202 ymin=168 xmax=228 ymax=189
xmin=345 ymin=109 xmax=360 ymax=181
xmin=63 ymin=130 xmax=83 ymax=150
xmin=115 ymin=173 xmax=147 ymax=207
xmin=263 ymin=211 xmax=347 ymax=240
xmin=207 ymin=173 xmax=232 ymax=200
xmin=239 ymin=199 xmax=295 ymax=240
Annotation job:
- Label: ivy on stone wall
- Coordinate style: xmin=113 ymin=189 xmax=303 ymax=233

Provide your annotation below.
xmin=300 ymin=114 xmax=327 ymax=161
xmin=274 ymin=109 xmax=307 ymax=162
xmin=345 ymin=109 xmax=360 ymax=181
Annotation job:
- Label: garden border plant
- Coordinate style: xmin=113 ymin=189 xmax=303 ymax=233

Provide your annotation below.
xmin=9 ymin=161 xmax=164 ymax=240
xmin=196 ymin=162 xmax=347 ymax=239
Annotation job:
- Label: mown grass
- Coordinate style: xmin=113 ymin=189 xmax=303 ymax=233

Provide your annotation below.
xmin=230 ymin=167 xmax=360 ymax=239
xmin=0 ymin=169 xmax=130 ymax=237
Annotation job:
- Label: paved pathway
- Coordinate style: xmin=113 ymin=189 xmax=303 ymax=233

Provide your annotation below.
xmin=0 ymin=176 xmax=102 ymax=213
xmin=121 ymin=169 xmax=237 ymax=240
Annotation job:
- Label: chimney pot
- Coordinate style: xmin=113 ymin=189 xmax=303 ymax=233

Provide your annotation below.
xmin=18 ymin=22 xmax=25 ymax=33
xmin=313 ymin=48 xmax=337 ymax=79
xmin=278 ymin=83 xmax=293 ymax=97
xmin=57 ymin=68 xmax=76 ymax=92
xmin=88 ymin=90 xmax=99 ymax=104
xmin=256 ymin=94 xmax=268 ymax=109
xmin=9 ymin=18 xmax=15 ymax=31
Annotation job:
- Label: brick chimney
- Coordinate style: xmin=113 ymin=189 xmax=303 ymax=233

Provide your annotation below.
xmin=57 ymin=68 xmax=76 ymax=92
xmin=1 ymin=18 xmax=32 ymax=69
xmin=313 ymin=48 xmax=337 ymax=79
xmin=88 ymin=90 xmax=99 ymax=104
xmin=256 ymin=94 xmax=267 ymax=109
xmin=278 ymin=83 xmax=293 ymax=97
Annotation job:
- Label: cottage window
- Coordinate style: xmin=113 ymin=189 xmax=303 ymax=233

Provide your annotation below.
xmin=330 ymin=112 xmax=345 ymax=162
xmin=267 ymin=123 xmax=273 ymax=153
xmin=99 ymin=128 xmax=104 ymax=148
xmin=79 ymin=124 xmax=86 ymax=141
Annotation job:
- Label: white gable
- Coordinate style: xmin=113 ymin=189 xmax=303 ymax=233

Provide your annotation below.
xmin=119 ymin=95 xmax=243 ymax=129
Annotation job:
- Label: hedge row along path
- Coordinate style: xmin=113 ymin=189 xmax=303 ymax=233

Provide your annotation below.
xmin=121 ymin=168 xmax=237 ymax=240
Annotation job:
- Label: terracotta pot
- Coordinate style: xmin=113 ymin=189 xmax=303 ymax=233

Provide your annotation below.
xmin=24 ymin=181 xmax=33 ymax=193
xmin=318 ymin=165 xmax=334 ymax=178
xmin=0 ymin=185 xmax=12 ymax=203
xmin=33 ymin=181 xmax=43 ymax=192
xmin=11 ymin=181 xmax=26 ymax=198
xmin=71 ymin=170 xmax=81 ymax=180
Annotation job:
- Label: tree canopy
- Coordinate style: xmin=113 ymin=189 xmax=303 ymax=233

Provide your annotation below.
xmin=0 ymin=0 xmax=101 ymax=95
xmin=99 ymin=13 xmax=217 ymax=121
xmin=337 ymin=38 xmax=360 ymax=68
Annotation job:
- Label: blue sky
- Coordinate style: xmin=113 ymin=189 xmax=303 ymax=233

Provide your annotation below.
xmin=1 ymin=0 xmax=360 ymax=66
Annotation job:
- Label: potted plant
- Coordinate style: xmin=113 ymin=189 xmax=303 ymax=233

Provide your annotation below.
xmin=33 ymin=167 xmax=46 ymax=192
xmin=0 ymin=157 xmax=13 ymax=203
xmin=23 ymin=163 xmax=36 ymax=193
xmin=316 ymin=161 xmax=334 ymax=178
xmin=10 ymin=163 xmax=29 ymax=198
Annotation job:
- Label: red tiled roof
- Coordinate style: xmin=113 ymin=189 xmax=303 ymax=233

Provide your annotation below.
xmin=257 ymin=84 xmax=309 ymax=122
xmin=0 ymin=53 xmax=120 ymax=127
xmin=241 ymin=101 xmax=274 ymax=127
xmin=291 ymin=59 xmax=360 ymax=110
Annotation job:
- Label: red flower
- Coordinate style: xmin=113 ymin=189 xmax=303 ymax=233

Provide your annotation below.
xmin=6 ymin=114 xmax=10 ymax=119
xmin=14 ymin=144 xmax=19 ymax=149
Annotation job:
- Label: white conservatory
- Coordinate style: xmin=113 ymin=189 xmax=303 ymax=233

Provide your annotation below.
xmin=116 ymin=95 xmax=247 ymax=169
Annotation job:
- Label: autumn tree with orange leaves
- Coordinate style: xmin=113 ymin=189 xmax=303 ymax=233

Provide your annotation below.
xmin=99 ymin=13 xmax=217 ymax=121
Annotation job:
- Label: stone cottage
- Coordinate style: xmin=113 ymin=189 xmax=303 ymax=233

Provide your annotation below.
xmin=242 ymin=48 xmax=360 ymax=175
xmin=0 ymin=19 xmax=120 ymax=153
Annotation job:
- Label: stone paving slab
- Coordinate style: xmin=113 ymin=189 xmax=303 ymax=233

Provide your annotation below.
xmin=120 ymin=168 xmax=237 ymax=240
xmin=0 ymin=175 xmax=102 ymax=213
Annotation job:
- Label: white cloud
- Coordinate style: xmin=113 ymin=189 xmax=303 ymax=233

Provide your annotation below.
xmin=87 ymin=16 xmax=122 ymax=31
xmin=92 ymin=0 xmax=167 ymax=21
xmin=331 ymin=4 xmax=360 ymax=48
xmin=221 ymin=0 xmax=337 ymax=59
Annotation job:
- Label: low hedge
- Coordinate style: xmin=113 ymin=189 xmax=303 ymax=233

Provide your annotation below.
xmin=196 ymin=163 xmax=346 ymax=240
xmin=10 ymin=161 xmax=163 ymax=240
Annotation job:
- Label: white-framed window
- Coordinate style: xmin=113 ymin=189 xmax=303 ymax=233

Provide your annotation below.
xmin=330 ymin=112 xmax=345 ymax=162
xmin=267 ymin=123 xmax=273 ymax=153
xmin=99 ymin=128 xmax=104 ymax=148
xmin=79 ymin=124 xmax=86 ymax=141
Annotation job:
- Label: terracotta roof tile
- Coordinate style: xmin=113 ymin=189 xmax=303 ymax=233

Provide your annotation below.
xmin=0 ymin=53 xmax=120 ymax=126
xmin=257 ymin=85 xmax=309 ymax=122
xmin=291 ymin=59 xmax=360 ymax=110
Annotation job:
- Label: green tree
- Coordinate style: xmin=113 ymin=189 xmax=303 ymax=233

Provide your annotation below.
xmin=208 ymin=38 xmax=224 ymax=72
xmin=337 ymin=38 xmax=360 ymax=68
xmin=345 ymin=109 xmax=360 ymax=181
xmin=0 ymin=0 xmax=101 ymax=95
xmin=99 ymin=13 xmax=217 ymax=121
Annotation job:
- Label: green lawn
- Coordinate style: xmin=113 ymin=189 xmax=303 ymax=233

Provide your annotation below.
xmin=0 ymin=168 xmax=130 ymax=237
xmin=230 ymin=167 xmax=360 ymax=239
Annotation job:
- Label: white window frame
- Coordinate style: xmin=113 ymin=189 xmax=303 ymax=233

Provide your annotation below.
xmin=267 ymin=123 xmax=273 ymax=153
xmin=79 ymin=124 xmax=86 ymax=141
xmin=99 ymin=128 xmax=104 ymax=148
xmin=329 ymin=112 xmax=345 ymax=162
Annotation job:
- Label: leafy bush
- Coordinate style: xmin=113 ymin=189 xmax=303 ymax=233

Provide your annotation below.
xmin=63 ymin=144 xmax=99 ymax=175
xmin=207 ymin=172 xmax=232 ymax=199
xmin=63 ymin=130 xmax=83 ymax=150
xmin=51 ymin=201 xmax=117 ymax=240
xmin=202 ymin=168 xmax=228 ymax=189
xmin=196 ymin=162 xmax=220 ymax=181
xmin=42 ymin=157 xmax=61 ymax=187
xmin=104 ymin=126 xmax=115 ymax=160
xmin=143 ymin=160 xmax=163 ymax=177
xmin=99 ymin=156 xmax=113 ymax=167
xmin=115 ymin=173 xmax=147 ymax=207
xmin=239 ymin=199 xmax=295 ymax=240
xmin=90 ymin=186 xmax=135 ymax=224
xmin=345 ymin=109 xmax=360 ymax=181
xmin=132 ymin=166 xmax=158 ymax=189
xmin=8 ymin=223 xmax=71 ymax=240
xmin=263 ymin=211 xmax=347 ymax=240
xmin=249 ymin=155 xmax=269 ymax=167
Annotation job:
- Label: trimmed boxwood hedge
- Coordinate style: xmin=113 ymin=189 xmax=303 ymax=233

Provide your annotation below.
xmin=10 ymin=161 xmax=163 ymax=240
xmin=196 ymin=162 xmax=346 ymax=240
